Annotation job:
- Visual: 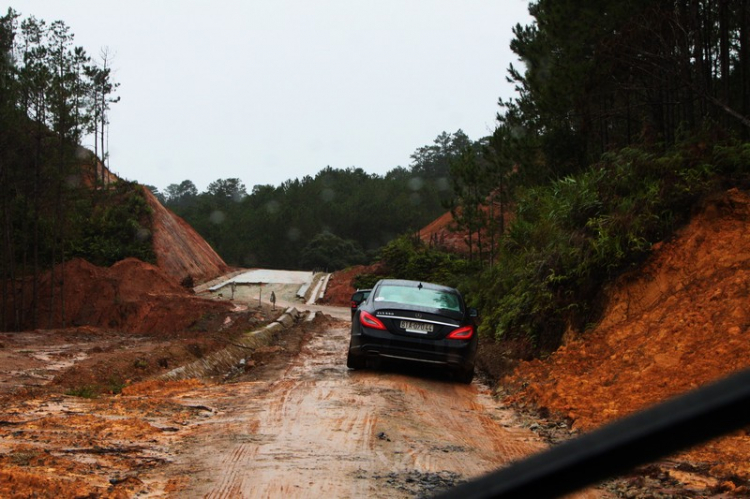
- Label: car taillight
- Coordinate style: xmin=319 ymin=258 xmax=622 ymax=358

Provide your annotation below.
xmin=360 ymin=311 xmax=387 ymax=330
xmin=447 ymin=325 xmax=474 ymax=340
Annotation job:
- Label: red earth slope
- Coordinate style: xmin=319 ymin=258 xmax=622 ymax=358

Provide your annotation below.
xmin=417 ymin=211 xmax=469 ymax=253
xmin=82 ymin=156 xmax=229 ymax=286
xmin=504 ymin=188 xmax=750 ymax=489
xmin=8 ymin=258 xmax=234 ymax=333
xmin=142 ymin=187 xmax=230 ymax=285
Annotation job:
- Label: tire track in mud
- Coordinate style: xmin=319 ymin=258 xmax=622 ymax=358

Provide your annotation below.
xmin=156 ymin=322 xmax=600 ymax=498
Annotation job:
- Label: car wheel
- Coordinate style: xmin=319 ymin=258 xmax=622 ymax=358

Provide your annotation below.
xmin=454 ymin=366 xmax=474 ymax=384
xmin=347 ymin=350 xmax=366 ymax=370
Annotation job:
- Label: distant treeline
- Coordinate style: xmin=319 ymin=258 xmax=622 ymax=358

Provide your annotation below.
xmin=154 ymin=130 xmax=476 ymax=271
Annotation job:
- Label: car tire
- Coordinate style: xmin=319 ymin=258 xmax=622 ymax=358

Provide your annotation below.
xmin=454 ymin=366 xmax=474 ymax=384
xmin=347 ymin=350 xmax=366 ymax=370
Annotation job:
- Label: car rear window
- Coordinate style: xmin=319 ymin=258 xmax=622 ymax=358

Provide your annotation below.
xmin=374 ymin=285 xmax=462 ymax=312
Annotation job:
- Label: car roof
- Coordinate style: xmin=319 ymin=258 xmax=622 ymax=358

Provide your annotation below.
xmin=374 ymin=279 xmax=456 ymax=294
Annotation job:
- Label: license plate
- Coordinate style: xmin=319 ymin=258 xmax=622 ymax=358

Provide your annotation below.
xmin=400 ymin=321 xmax=434 ymax=334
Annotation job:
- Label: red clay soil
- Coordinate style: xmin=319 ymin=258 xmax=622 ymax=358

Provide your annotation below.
xmin=0 ymin=257 xmax=273 ymax=498
xmin=319 ymin=263 xmax=385 ymax=306
xmin=503 ymin=188 xmax=750 ymax=490
xmin=0 ymin=377 xmax=218 ymax=498
xmin=416 ymin=204 xmax=514 ymax=254
xmin=142 ymin=187 xmax=230 ymax=285
xmin=417 ymin=211 xmax=470 ymax=253
xmin=6 ymin=257 xmax=234 ymax=333
xmin=82 ymin=162 xmax=229 ymax=285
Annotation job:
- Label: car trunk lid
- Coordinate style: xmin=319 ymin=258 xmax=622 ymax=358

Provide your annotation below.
xmin=374 ymin=309 xmax=460 ymax=340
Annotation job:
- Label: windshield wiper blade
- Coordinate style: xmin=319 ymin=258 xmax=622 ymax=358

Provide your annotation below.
xmin=435 ymin=368 xmax=750 ymax=499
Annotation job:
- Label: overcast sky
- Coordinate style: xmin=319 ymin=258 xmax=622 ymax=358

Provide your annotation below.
xmin=11 ymin=1 xmax=532 ymax=193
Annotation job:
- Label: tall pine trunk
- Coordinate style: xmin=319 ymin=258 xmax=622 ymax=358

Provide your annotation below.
xmin=719 ymin=0 xmax=731 ymax=127
xmin=742 ymin=0 xmax=750 ymax=137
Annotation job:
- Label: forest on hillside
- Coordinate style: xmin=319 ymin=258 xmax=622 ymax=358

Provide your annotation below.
xmin=459 ymin=0 xmax=750 ymax=351
xmin=154 ymin=130 xmax=475 ymax=270
xmin=0 ymin=9 xmax=154 ymax=331
xmin=2 ymin=2 xmax=750 ymax=354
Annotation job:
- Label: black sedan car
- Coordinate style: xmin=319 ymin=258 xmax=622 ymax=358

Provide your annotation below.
xmin=347 ymin=279 xmax=478 ymax=383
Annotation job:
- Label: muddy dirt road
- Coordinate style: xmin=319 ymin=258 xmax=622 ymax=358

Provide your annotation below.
xmin=144 ymin=319 xmax=600 ymax=498
xmin=0 ymin=267 xmax=602 ymax=498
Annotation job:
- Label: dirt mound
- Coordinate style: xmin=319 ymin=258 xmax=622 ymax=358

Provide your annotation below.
xmin=8 ymin=257 xmax=234 ymax=333
xmin=142 ymin=187 xmax=230 ymax=285
xmin=503 ymin=188 xmax=750 ymax=487
xmin=110 ymin=257 xmax=187 ymax=296
xmin=418 ymin=211 xmax=469 ymax=252
xmin=417 ymin=204 xmax=513 ymax=254
xmin=320 ymin=263 xmax=385 ymax=306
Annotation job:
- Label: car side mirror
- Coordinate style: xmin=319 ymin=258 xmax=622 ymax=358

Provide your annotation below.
xmin=351 ymin=293 xmax=365 ymax=308
xmin=468 ymin=307 xmax=478 ymax=318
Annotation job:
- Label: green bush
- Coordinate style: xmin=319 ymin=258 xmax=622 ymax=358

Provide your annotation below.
xmin=352 ymin=273 xmax=385 ymax=290
xmin=69 ymin=181 xmax=156 ymax=266
xmin=476 ymin=140 xmax=745 ymax=355
xmin=299 ymin=231 xmax=366 ymax=271
xmin=357 ymin=235 xmax=472 ymax=290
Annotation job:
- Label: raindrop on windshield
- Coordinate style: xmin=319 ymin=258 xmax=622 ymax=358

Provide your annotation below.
xmin=210 ymin=210 xmax=226 ymax=224
xmin=287 ymin=227 xmax=301 ymax=241
xmin=265 ymin=200 xmax=280 ymax=214
xmin=408 ymin=176 xmax=424 ymax=191
xmin=321 ymin=188 xmax=335 ymax=202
